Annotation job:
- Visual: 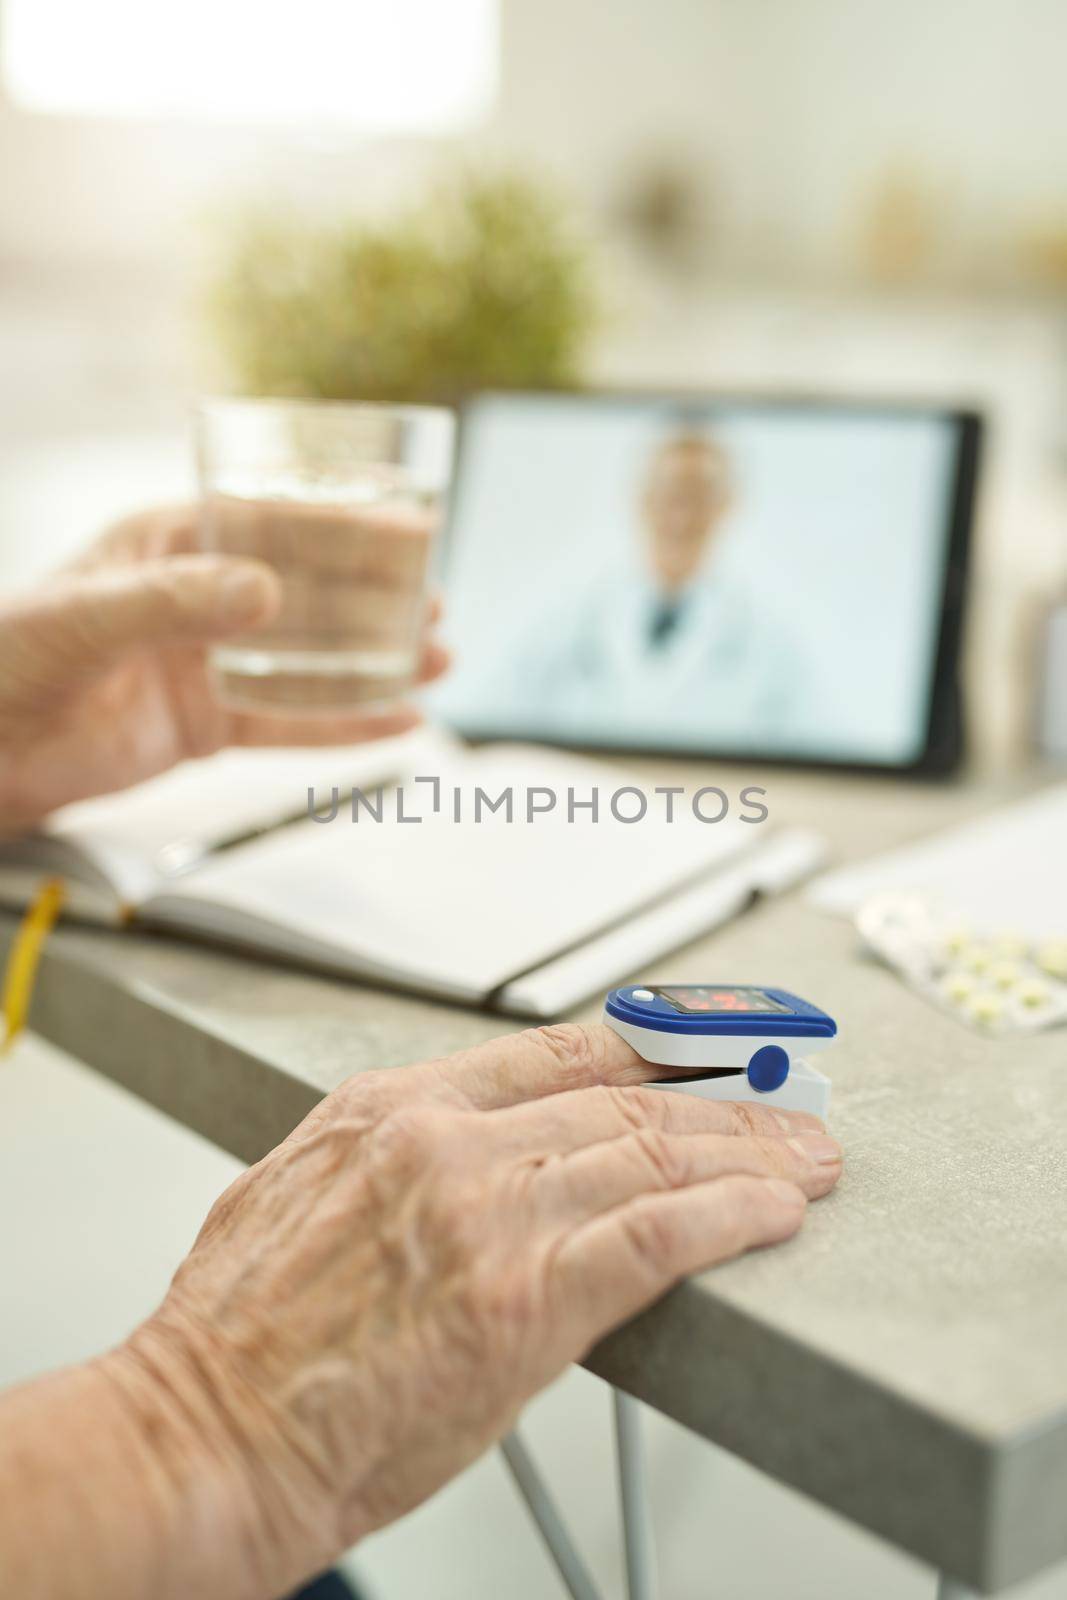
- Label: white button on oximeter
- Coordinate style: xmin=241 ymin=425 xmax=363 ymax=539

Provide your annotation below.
xmin=602 ymin=984 xmax=836 ymax=1118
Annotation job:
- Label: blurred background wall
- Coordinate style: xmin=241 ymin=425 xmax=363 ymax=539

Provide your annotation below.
xmin=4 ymin=0 xmax=1067 ymax=287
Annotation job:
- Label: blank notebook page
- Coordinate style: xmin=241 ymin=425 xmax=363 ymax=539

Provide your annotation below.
xmin=154 ymin=745 xmax=754 ymax=997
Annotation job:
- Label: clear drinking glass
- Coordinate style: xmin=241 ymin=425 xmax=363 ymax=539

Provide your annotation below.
xmin=196 ymin=398 xmax=455 ymax=713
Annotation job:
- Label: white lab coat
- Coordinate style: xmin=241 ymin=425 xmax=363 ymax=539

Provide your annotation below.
xmin=502 ymin=566 xmax=806 ymax=748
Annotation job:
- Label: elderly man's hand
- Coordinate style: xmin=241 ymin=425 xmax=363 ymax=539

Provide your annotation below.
xmin=0 ymin=504 xmax=448 ymax=833
xmin=105 ymin=1023 xmax=842 ymax=1597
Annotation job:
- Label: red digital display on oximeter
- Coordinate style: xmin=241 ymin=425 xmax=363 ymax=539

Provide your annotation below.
xmin=656 ymin=985 xmax=791 ymax=1015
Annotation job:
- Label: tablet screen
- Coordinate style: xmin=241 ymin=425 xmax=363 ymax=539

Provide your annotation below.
xmin=432 ymin=393 xmax=972 ymax=768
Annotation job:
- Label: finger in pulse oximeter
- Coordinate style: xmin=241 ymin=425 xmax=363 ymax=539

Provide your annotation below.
xmin=602 ymin=984 xmax=837 ymax=1117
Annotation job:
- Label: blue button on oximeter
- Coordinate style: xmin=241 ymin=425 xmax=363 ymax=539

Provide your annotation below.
xmin=603 ymin=984 xmax=837 ymax=1117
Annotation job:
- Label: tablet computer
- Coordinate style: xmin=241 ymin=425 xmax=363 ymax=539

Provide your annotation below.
xmin=432 ymin=390 xmax=981 ymax=775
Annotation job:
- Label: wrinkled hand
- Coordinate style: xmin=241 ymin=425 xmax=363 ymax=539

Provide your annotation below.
xmin=110 ymin=1024 xmax=842 ymax=1597
xmin=0 ymin=505 xmax=448 ymax=833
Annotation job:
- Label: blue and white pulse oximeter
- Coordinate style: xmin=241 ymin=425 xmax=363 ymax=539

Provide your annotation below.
xmin=603 ymin=984 xmax=837 ymax=1117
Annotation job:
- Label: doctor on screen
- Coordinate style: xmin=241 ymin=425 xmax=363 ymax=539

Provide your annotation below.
xmin=508 ymin=431 xmax=806 ymax=747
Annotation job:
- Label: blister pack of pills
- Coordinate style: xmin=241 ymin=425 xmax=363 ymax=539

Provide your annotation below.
xmin=855 ymin=892 xmax=1067 ymax=1034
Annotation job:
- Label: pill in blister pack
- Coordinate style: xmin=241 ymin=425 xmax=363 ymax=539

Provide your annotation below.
xmin=855 ymin=893 xmax=1067 ymax=1034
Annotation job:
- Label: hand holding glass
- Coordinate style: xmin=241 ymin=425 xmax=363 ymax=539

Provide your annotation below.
xmin=197 ymin=399 xmax=455 ymax=713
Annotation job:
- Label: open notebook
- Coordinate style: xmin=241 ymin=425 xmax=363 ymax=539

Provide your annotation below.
xmin=0 ymin=731 xmax=825 ymax=1016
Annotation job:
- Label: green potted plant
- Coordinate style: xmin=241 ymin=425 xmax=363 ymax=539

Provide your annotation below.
xmin=205 ymin=171 xmax=598 ymax=403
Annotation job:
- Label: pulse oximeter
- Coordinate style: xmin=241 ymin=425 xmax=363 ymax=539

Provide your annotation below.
xmin=603 ymin=984 xmax=836 ymax=1117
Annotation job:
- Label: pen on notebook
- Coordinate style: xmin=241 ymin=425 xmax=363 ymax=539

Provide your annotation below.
xmin=153 ymin=781 xmax=400 ymax=876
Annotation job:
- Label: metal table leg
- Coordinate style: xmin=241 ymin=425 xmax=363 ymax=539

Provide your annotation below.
xmin=937 ymin=1577 xmax=980 ymax=1599
xmin=500 ymin=1429 xmax=605 ymax=1600
xmin=613 ymin=1390 xmax=659 ymax=1600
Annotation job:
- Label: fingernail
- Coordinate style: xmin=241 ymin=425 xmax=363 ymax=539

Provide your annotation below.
xmin=217 ymin=566 xmax=274 ymax=625
xmin=788 ymin=1132 xmax=842 ymax=1167
xmin=765 ymin=1178 xmax=806 ymax=1206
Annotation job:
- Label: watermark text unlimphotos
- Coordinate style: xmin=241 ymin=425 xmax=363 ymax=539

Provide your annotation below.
xmin=308 ymin=778 xmax=769 ymax=826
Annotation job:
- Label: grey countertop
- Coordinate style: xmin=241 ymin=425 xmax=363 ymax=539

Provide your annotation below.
xmin=5 ymin=762 xmax=1066 ymax=1592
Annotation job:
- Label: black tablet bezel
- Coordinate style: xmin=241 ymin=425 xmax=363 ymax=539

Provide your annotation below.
xmin=439 ymin=387 xmax=982 ymax=779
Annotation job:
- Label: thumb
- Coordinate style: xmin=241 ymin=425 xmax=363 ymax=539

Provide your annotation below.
xmin=39 ymin=555 xmax=282 ymax=670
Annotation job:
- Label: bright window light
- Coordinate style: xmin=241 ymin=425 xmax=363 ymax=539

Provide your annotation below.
xmin=1 ymin=0 xmax=497 ymax=131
